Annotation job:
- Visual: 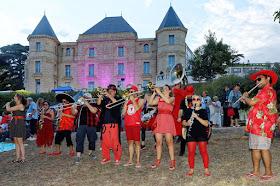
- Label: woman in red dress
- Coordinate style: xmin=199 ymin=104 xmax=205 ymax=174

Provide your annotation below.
xmin=149 ymin=85 xmax=176 ymax=170
xmin=36 ymin=101 xmax=55 ymax=155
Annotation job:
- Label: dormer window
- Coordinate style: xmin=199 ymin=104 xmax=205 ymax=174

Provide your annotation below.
xmin=169 ymin=35 xmax=174 ymax=44
xmin=66 ymin=48 xmax=71 ymax=56
xmin=144 ymin=44 xmax=149 ymax=52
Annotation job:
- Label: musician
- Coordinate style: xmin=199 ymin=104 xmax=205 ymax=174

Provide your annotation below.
xmin=71 ymin=93 xmax=99 ymax=163
xmin=178 ymin=85 xmax=194 ymax=156
xmin=122 ymin=86 xmax=145 ymax=168
xmin=242 ymin=70 xmax=278 ymax=182
xmin=149 ymin=85 xmax=176 ymax=170
xmin=6 ymin=93 xmax=27 ymax=163
xmin=53 ymin=94 xmax=76 ymax=156
xmin=36 ymin=101 xmax=55 ymax=155
xmin=172 ymin=83 xmax=187 ymax=140
xmin=97 ymin=84 xmax=122 ymax=165
xmin=182 ymin=94 xmax=210 ymax=176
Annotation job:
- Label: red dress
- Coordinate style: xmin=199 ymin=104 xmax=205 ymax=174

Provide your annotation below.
xmin=36 ymin=113 xmax=54 ymax=147
xmin=153 ymin=98 xmax=176 ymax=136
xmin=173 ymin=88 xmax=186 ymax=136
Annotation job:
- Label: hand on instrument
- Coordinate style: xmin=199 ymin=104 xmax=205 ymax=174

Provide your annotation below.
xmin=84 ymin=100 xmax=90 ymax=106
xmin=104 ymin=90 xmax=110 ymax=97
xmin=154 ymin=87 xmax=161 ymax=94
xmin=72 ymin=103 xmax=77 ymax=110
xmin=41 ymin=115 xmax=46 ymax=119
xmin=242 ymin=92 xmax=249 ymax=98
xmin=177 ymin=117 xmax=182 ymax=122
xmin=6 ymin=102 xmax=10 ymax=107
xmin=130 ymin=95 xmax=135 ymax=101
xmin=192 ymin=112 xmax=199 ymax=119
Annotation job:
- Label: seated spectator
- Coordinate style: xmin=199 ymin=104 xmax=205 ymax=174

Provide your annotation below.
xmin=1 ymin=112 xmax=11 ymax=125
xmin=0 ymin=119 xmax=10 ymax=142
xmin=211 ymin=96 xmax=221 ymax=127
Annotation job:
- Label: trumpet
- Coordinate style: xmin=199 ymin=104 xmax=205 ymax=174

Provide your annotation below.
xmin=2 ymin=99 xmax=14 ymax=108
xmin=147 ymin=82 xmax=162 ymax=92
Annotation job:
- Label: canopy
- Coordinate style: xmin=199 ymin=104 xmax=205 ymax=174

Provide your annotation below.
xmin=14 ymin=90 xmax=31 ymax=95
xmin=51 ymin=86 xmax=74 ymax=92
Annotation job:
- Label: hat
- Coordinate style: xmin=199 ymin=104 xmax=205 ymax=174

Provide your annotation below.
xmin=84 ymin=93 xmax=92 ymax=98
xmin=27 ymin=97 xmax=33 ymax=101
xmin=185 ymin=85 xmax=194 ymax=95
xmin=250 ymin=70 xmax=278 ymax=86
xmin=213 ymin=96 xmax=218 ymax=99
xmin=130 ymin=86 xmax=138 ymax=92
xmin=55 ymin=93 xmax=75 ymax=103
xmin=107 ymin=84 xmax=117 ymax=90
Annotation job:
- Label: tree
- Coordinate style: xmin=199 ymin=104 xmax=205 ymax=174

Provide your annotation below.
xmin=274 ymin=9 xmax=280 ymax=23
xmin=189 ymin=31 xmax=244 ymax=82
xmin=0 ymin=44 xmax=29 ymax=90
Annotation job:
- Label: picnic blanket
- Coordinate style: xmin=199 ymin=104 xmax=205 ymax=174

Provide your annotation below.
xmin=0 ymin=142 xmax=28 ymax=152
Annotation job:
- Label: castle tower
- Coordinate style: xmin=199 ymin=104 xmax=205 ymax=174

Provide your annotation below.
xmin=25 ymin=14 xmax=59 ymax=93
xmin=156 ymin=6 xmax=188 ymax=84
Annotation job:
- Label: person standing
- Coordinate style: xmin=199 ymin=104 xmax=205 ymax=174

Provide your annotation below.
xmin=26 ymin=97 xmax=38 ymax=140
xmin=53 ymin=94 xmax=76 ymax=156
xmin=5 ymin=93 xmax=27 ymax=163
xmin=182 ymin=94 xmax=210 ymax=176
xmin=122 ymin=86 xmax=145 ymax=168
xmin=221 ymin=85 xmax=231 ymax=127
xmin=242 ymin=70 xmax=278 ymax=182
xmin=211 ymin=96 xmax=222 ymax=127
xmin=36 ymin=101 xmax=55 ymax=155
xmin=228 ymin=84 xmax=242 ymax=127
xmin=201 ymin=91 xmax=212 ymax=122
xmin=71 ymin=93 xmax=99 ymax=163
xmin=149 ymin=85 xmax=176 ymax=170
xmin=97 ymin=84 xmax=122 ymax=165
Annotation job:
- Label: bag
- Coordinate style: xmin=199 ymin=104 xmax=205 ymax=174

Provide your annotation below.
xmin=227 ymin=108 xmax=235 ymax=117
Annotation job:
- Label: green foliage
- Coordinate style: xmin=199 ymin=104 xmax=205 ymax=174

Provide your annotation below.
xmin=189 ymin=31 xmax=244 ymax=82
xmin=274 ymin=9 xmax=280 ymax=23
xmin=0 ymin=44 xmax=29 ymax=90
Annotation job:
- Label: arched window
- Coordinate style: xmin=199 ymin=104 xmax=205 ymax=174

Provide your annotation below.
xmin=66 ymin=48 xmax=71 ymax=56
xmin=144 ymin=44 xmax=149 ymax=52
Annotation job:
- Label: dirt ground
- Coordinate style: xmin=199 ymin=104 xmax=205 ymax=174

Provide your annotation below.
xmin=1 ymin=127 xmax=280 ymax=186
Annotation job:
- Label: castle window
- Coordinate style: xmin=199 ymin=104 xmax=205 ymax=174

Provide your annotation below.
xmin=65 ymin=82 xmax=71 ymax=87
xmin=35 ymin=61 xmax=41 ymax=73
xmin=118 ymin=63 xmax=124 ymax=75
xmin=118 ymin=47 xmax=124 ymax=56
xmin=36 ymin=42 xmax=41 ymax=51
xmin=144 ymin=62 xmax=150 ymax=73
xmin=89 ymin=48 xmax=95 ymax=57
xmin=66 ymin=48 xmax=71 ymax=56
xmin=65 ymin=65 xmax=71 ymax=76
xmin=144 ymin=44 xmax=149 ymax=52
xmin=88 ymin=82 xmax=94 ymax=90
xmin=169 ymin=35 xmax=174 ymax=44
xmin=168 ymin=55 xmax=175 ymax=68
xmin=36 ymin=79 xmax=40 ymax=93
xmin=89 ymin=64 xmax=94 ymax=76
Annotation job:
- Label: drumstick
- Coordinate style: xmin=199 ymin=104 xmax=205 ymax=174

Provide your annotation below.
xmin=234 ymin=82 xmax=262 ymax=104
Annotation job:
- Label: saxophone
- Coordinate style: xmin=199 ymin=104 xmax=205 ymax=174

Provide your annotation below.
xmin=56 ymin=109 xmax=63 ymax=130
xmin=39 ymin=108 xmax=45 ymax=130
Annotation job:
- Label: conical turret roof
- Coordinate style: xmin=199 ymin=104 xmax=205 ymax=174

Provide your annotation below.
xmin=158 ymin=6 xmax=185 ymax=30
xmin=31 ymin=15 xmax=58 ymax=40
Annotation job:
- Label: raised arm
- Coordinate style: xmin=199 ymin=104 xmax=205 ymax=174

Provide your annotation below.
xmin=148 ymin=91 xmax=159 ymax=106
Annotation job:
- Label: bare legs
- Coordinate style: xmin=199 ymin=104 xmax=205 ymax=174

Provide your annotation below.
xmin=155 ymin=133 xmax=174 ymax=160
xmin=13 ymin=137 xmax=25 ymax=161
xmin=126 ymin=140 xmax=141 ymax=165
xmin=251 ymin=149 xmax=273 ymax=176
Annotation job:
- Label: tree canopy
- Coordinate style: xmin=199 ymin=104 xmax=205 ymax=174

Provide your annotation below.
xmin=0 ymin=44 xmax=29 ymax=90
xmin=189 ymin=31 xmax=244 ymax=82
xmin=274 ymin=9 xmax=280 ymax=23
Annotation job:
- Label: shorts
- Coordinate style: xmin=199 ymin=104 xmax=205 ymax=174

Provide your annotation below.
xmin=55 ymin=130 xmax=73 ymax=146
xmin=187 ymin=135 xmax=208 ymax=142
xmin=249 ymin=133 xmax=271 ymax=150
xmin=232 ymin=108 xmax=239 ymax=119
xmin=125 ymin=126 xmax=140 ymax=141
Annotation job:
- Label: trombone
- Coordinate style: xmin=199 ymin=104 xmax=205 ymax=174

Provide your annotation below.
xmin=54 ymin=97 xmax=96 ymax=111
xmin=105 ymin=90 xmax=144 ymax=109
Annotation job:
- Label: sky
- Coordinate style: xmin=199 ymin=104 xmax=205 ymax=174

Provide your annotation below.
xmin=0 ymin=0 xmax=279 ymax=63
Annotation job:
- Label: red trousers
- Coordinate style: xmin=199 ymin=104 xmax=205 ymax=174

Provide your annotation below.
xmin=101 ymin=123 xmax=122 ymax=161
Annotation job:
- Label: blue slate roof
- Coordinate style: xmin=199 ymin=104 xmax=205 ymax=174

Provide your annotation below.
xmin=83 ymin=16 xmax=137 ymax=36
xmin=158 ymin=6 xmax=185 ymax=30
xmin=31 ymin=15 xmax=58 ymax=40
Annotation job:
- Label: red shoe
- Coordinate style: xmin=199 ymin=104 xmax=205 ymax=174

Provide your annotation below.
xmin=52 ymin=152 xmax=62 ymax=156
xmin=101 ymin=159 xmax=111 ymax=164
xmin=115 ymin=160 xmax=121 ymax=165
xmin=154 ymin=145 xmax=157 ymax=151
xmin=68 ymin=152 xmax=75 ymax=157
xmin=169 ymin=160 xmax=175 ymax=170
xmin=204 ymin=173 xmax=210 ymax=176
xmin=49 ymin=153 xmax=55 ymax=156
xmin=151 ymin=159 xmax=161 ymax=168
xmin=38 ymin=152 xmax=46 ymax=155
xmin=186 ymin=172 xmax=193 ymax=176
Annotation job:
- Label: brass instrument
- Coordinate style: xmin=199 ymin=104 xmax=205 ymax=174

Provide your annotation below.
xmin=147 ymin=82 xmax=162 ymax=92
xmin=170 ymin=63 xmax=187 ymax=85
xmin=2 ymin=99 xmax=14 ymax=108
xmin=55 ymin=108 xmax=62 ymax=129
xmin=38 ymin=108 xmax=45 ymax=130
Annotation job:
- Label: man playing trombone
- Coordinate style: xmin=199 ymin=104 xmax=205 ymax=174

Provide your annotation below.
xmin=121 ymin=86 xmax=145 ymax=168
xmin=71 ymin=93 xmax=100 ymax=163
xmin=97 ymin=84 xmax=122 ymax=165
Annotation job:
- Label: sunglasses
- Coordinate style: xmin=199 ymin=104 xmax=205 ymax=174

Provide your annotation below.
xmin=192 ymin=98 xmax=201 ymax=101
xmin=62 ymin=101 xmax=67 ymax=103
xmin=129 ymin=91 xmax=135 ymax=93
